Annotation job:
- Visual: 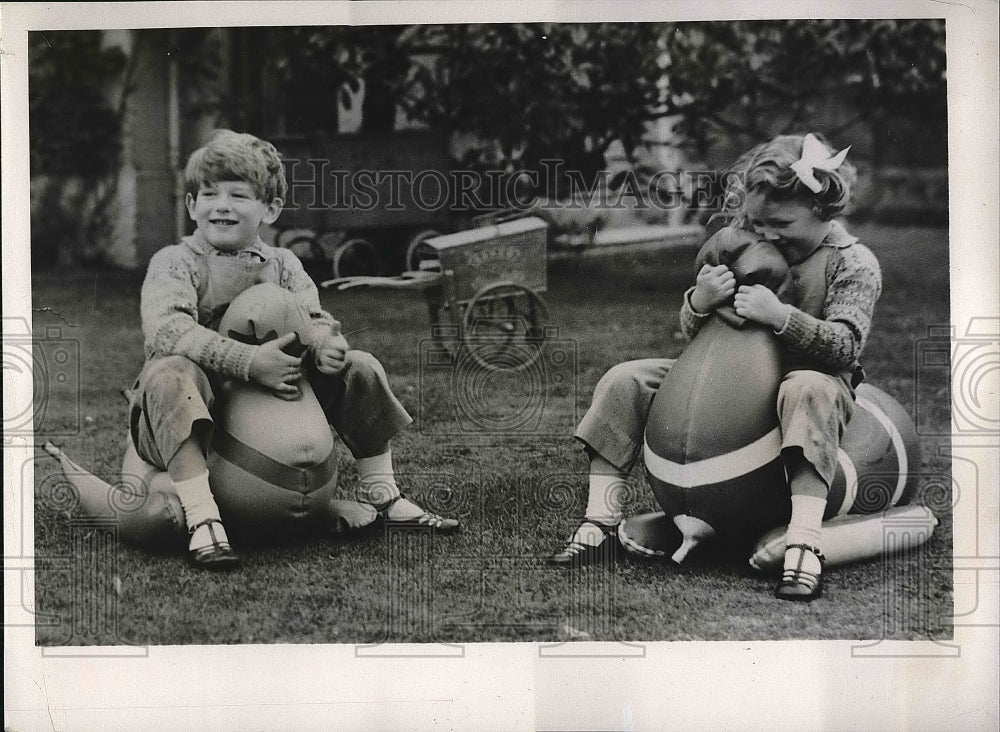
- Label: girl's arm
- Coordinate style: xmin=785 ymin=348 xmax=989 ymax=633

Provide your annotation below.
xmin=679 ymin=287 xmax=713 ymax=341
xmin=141 ymin=246 xmax=258 ymax=380
xmin=776 ymin=243 xmax=882 ymax=369
xmin=678 ymin=229 xmax=742 ymax=341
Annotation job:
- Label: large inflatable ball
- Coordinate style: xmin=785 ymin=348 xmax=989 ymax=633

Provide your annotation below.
xmin=42 ymin=438 xmax=189 ymax=551
xmin=105 ymin=283 xmax=376 ymax=546
xmin=643 ymin=228 xmax=792 ymax=559
xmin=642 ymin=229 xmax=923 ymax=562
xmin=205 ymin=283 xmax=377 ymax=538
xmin=827 ymin=383 xmax=921 ymax=517
xmin=747 ymin=504 xmax=938 ymax=572
xmin=619 ymin=503 xmax=938 ymax=570
xmin=624 ymin=384 xmax=926 ymax=563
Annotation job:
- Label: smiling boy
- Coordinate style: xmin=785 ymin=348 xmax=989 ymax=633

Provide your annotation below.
xmin=131 ymin=130 xmax=458 ymax=568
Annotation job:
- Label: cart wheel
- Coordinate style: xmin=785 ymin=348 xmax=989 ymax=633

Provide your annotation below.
xmin=461 ymin=282 xmax=549 ymax=370
xmin=405 ymin=229 xmax=443 ymax=272
xmin=282 ymin=234 xmax=324 ymax=262
xmin=283 ymin=234 xmax=330 ymax=282
xmin=332 ymin=237 xmax=382 ymax=278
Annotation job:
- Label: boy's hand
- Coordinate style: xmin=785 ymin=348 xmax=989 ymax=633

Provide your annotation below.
xmin=690 ymin=264 xmax=736 ymax=313
xmin=314 ymin=332 xmax=350 ymax=376
xmin=248 ymin=332 xmax=303 ymax=400
xmin=734 ymin=284 xmax=791 ymax=330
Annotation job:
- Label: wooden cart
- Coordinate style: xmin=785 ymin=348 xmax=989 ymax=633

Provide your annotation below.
xmin=323 ymin=213 xmax=550 ymax=369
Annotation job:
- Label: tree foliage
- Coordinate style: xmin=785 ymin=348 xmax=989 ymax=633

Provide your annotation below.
xmin=28 ymin=31 xmax=127 ymax=176
xmin=215 ymin=20 xmax=945 ymax=187
xmin=660 ymin=19 xmax=947 ymax=159
xmin=394 ymin=24 xmax=666 ymax=194
xmin=217 ymin=26 xmax=412 ymax=137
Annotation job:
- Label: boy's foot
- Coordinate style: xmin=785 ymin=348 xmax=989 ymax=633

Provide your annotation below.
xmin=547 ymin=519 xmax=619 ymax=567
xmin=188 ymin=520 xmax=240 ymax=569
xmin=774 ymin=543 xmax=823 ymax=601
xmin=377 ymin=494 xmax=460 ymax=533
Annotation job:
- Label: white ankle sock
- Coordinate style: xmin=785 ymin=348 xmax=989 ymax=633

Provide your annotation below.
xmin=357 ymin=451 xmax=400 ymax=507
xmin=172 ymin=471 xmax=221 ymax=531
xmin=785 ymin=494 xmax=826 ymax=548
xmin=583 ymin=456 xmax=626 ymax=526
xmin=571 ymin=457 xmax=626 ymax=547
xmin=784 ymin=494 xmax=826 ymax=572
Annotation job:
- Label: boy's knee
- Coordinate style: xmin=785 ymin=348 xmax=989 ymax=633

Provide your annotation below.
xmin=343 ymin=350 xmax=387 ymax=381
xmin=143 ymin=356 xmax=212 ymax=401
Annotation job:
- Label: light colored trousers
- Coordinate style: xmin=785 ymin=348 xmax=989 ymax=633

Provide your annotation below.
xmin=574 ymin=358 xmax=854 ymax=488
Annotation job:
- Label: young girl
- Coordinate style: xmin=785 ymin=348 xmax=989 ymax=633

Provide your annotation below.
xmin=548 ymin=132 xmax=881 ymax=602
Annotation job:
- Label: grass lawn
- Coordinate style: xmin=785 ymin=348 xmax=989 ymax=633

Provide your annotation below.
xmin=29 ymin=222 xmax=953 ymax=644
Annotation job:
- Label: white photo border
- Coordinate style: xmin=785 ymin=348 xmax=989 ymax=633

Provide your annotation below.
xmin=4 ymin=2 xmax=997 ymax=731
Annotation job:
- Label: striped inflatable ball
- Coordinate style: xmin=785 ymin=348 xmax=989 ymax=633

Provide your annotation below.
xmin=629 ymin=384 xmax=923 ymax=563
xmin=826 ymin=383 xmax=920 ymax=518
xmin=122 ymin=284 xmax=376 ymax=543
xmin=643 ymin=228 xmax=792 ymax=560
xmin=642 ymin=229 xmax=921 ymax=562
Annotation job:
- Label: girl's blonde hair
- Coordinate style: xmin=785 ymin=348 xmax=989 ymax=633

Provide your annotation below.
xmin=184 ymin=130 xmax=288 ymax=203
xmin=722 ymin=133 xmax=856 ymax=224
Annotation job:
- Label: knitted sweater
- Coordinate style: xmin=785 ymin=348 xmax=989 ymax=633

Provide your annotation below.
xmin=140 ymin=232 xmax=339 ymax=381
xmin=678 ymin=220 xmax=882 ymax=372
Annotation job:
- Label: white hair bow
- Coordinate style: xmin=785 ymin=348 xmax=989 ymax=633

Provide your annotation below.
xmin=790 ymin=133 xmax=851 ymax=193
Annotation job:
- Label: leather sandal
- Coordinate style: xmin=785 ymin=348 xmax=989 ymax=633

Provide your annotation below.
xmin=775 ymin=543 xmax=824 ymax=601
xmin=378 ymin=494 xmax=460 ymax=533
xmin=188 ymin=520 xmax=240 ymax=569
xmin=547 ymin=519 xmax=619 ymax=568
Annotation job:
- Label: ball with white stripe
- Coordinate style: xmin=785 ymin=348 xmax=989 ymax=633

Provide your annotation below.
xmin=826 ymin=383 xmax=920 ymax=518
xmin=642 ymin=381 xmax=920 ymax=563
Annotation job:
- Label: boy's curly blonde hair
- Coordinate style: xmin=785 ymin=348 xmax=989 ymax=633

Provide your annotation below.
xmin=184 ymin=130 xmax=288 ymax=203
xmin=722 ymin=133 xmax=857 ymax=224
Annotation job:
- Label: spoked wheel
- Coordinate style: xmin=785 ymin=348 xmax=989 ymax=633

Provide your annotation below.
xmin=460 ymin=282 xmax=548 ymax=370
xmin=282 ymin=234 xmax=329 ymax=281
xmin=405 ymin=228 xmax=443 ymax=272
xmin=332 ymin=237 xmax=382 ymax=278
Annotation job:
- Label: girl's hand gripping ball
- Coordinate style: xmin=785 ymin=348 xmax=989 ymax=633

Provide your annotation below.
xmin=734 ymin=284 xmax=792 ymax=331
xmin=690 ymin=263 xmax=736 ymax=314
